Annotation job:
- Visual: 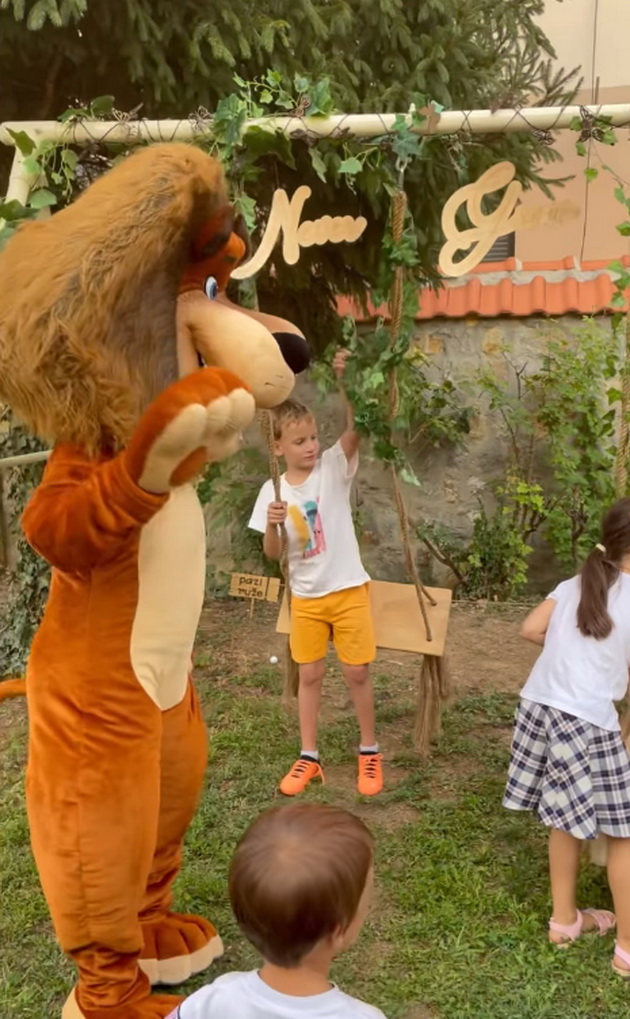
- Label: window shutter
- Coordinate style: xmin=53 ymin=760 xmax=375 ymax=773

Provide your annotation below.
xmin=481 ymin=232 xmax=515 ymax=263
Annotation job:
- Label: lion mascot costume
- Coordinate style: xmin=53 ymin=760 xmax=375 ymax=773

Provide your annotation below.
xmin=0 ymin=142 xmax=309 ymax=1019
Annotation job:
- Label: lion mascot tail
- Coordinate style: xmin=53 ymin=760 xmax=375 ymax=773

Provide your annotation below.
xmin=0 ymin=678 xmax=26 ymax=700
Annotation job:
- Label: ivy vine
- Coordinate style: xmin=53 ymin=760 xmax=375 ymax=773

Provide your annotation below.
xmin=0 ymin=72 xmax=471 ymax=668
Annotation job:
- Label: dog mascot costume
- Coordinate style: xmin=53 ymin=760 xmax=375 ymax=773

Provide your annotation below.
xmin=0 ymin=143 xmax=309 ymax=1018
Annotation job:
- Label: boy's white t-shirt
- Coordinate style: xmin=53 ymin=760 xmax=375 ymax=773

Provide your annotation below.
xmin=520 ymin=573 xmax=630 ymax=731
xmin=248 ymin=442 xmax=369 ymax=599
xmin=168 ymin=970 xmax=387 ymax=1018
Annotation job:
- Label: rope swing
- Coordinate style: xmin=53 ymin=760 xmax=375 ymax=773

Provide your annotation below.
xmin=386 ymin=188 xmax=451 ymax=755
xmin=264 ymin=186 xmax=453 ymax=756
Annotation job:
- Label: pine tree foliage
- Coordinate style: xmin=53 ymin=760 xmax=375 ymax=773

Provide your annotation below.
xmin=2 ymin=0 xmax=575 ymax=119
xmin=0 ymin=0 xmax=581 ymax=668
xmin=1 ymin=0 xmax=579 ymax=346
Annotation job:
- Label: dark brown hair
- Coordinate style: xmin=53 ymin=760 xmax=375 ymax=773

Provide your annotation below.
xmin=271 ymin=398 xmax=314 ymax=440
xmin=577 ymin=497 xmax=630 ymax=639
xmin=228 ymin=803 xmax=373 ymax=967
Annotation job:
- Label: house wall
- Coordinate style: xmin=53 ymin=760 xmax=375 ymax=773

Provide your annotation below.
xmin=515 ymin=0 xmax=630 ymax=264
xmin=207 ymin=314 xmax=611 ymax=593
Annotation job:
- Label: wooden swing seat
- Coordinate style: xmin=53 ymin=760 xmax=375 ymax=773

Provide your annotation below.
xmin=276 ymin=580 xmax=452 ymax=657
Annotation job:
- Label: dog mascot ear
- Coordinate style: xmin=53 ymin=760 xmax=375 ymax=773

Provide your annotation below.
xmin=0 ymin=142 xmax=309 ymax=1019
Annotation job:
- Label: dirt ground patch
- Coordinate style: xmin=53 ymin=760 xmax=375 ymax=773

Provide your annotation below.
xmin=194 ymin=598 xmax=537 ymax=697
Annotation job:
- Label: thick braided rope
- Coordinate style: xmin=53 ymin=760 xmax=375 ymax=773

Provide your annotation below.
xmin=260 ymin=410 xmax=290 ymax=587
xmin=391 ymin=465 xmax=434 ymax=639
xmin=388 ymin=190 xmax=436 ymax=639
xmin=616 ymin=312 xmax=630 ymax=751
xmin=260 ymin=409 xmax=299 ymax=701
xmin=615 ymin=310 xmax=630 ymax=497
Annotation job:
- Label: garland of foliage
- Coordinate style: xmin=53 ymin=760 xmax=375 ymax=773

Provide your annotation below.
xmin=0 ymin=74 xmax=477 ymax=668
xmin=2 ymin=77 xmax=627 ymax=667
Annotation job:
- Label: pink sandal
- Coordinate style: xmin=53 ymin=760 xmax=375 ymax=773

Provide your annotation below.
xmin=549 ymin=908 xmax=616 ymax=947
xmin=612 ymin=942 xmax=630 ymax=978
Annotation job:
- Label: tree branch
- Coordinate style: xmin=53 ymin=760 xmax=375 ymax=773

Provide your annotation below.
xmin=39 ymin=50 xmax=64 ymax=120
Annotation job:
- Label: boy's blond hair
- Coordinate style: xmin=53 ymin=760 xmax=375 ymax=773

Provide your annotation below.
xmin=271 ymin=398 xmax=314 ymax=440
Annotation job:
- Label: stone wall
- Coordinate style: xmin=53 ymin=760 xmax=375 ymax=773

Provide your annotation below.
xmin=207 ymin=314 xmax=609 ymax=593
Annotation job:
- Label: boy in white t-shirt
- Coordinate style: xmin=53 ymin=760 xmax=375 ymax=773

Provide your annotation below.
xmin=166 ymin=803 xmax=387 ymax=1019
xmin=248 ymin=350 xmax=382 ymax=797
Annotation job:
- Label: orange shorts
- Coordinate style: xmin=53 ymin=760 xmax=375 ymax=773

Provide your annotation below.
xmin=289 ymin=583 xmax=376 ymax=666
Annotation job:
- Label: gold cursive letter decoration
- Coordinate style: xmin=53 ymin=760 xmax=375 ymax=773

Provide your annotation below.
xmin=438 ymin=161 xmax=580 ymax=278
xmin=231 ymin=186 xmax=367 ymax=280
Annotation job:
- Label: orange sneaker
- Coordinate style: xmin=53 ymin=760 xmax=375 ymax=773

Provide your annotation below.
xmin=358 ymin=752 xmax=383 ymax=796
xmin=279 ymin=756 xmax=325 ymax=796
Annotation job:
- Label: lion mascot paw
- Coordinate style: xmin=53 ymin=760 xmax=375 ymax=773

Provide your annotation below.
xmin=0 ymin=142 xmax=309 ymax=1019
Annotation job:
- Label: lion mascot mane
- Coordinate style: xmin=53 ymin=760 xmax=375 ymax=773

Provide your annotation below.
xmin=0 ymin=142 xmax=309 ymax=1019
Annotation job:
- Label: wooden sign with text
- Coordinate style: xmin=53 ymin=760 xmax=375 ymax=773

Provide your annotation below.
xmin=225 ymin=162 xmax=581 ymax=284
xmin=439 ymin=161 xmax=580 ymax=278
xmin=229 ymin=573 xmax=281 ymax=603
xmin=231 ymin=186 xmax=367 ymax=279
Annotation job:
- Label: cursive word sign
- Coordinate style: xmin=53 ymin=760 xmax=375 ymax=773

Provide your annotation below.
xmin=438 ymin=161 xmax=581 ymax=278
xmin=231 ymin=186 xmax=367 ymax=279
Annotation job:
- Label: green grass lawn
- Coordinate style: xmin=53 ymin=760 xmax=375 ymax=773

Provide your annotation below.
xmin=1 ymin=645 xmax=628 ymax=1018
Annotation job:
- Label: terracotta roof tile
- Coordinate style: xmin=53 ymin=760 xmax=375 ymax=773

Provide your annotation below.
xmin=336 ymin=257 xmax=630 ymax=321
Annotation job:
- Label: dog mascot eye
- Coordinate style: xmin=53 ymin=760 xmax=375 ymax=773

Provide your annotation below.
xmin=203 ymin=276 xmax=219 ymax=300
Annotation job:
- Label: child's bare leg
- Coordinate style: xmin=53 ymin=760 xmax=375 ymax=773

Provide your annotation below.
xmin=298 ymin=660 xmax=326 ymax=752
xmin=607 ymin=837 xmax=630 ymax=966
xmin=548 ymin=828 xmax=582 ymax=938
xmin=341 ymin=664 xmax=375 ymax=747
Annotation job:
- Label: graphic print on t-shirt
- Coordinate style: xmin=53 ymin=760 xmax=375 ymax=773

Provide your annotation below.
xmin=288 ymin=500 xmax=326 ymax=559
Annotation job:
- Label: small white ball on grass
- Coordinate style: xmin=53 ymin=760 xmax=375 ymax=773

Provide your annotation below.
xmin=269 ymin=655 xmax=279 ymax=665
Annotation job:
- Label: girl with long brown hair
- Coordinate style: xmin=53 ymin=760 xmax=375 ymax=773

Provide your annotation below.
xmin=504 ymin=498 xmax=630 ymax=977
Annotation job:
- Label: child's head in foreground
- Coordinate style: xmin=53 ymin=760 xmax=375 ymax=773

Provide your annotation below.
xmin=271 ymin=399 xmax=320 ymax=471
xmin=228 ymin=803 xmax=374 ymax=968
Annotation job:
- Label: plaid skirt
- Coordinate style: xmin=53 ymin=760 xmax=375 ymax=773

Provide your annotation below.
xmin=503 ymin=699 xmax=630 ymax=840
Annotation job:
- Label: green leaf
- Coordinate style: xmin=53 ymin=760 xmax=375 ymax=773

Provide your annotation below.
xmin=6 ymin=128 xmax=35 ymax=156
xmin=233 ymin=193 xmax=257 ymax=233
xmin=90 ymin=95 xmax=115 ymax=117
xmin=22 ymin=155 xmax=41 ymax=176
xmin=309 ymin=147 xmax=328 ymax=183
xmin=241 ymin=126 xmax=295 ymax=168
xmin=400 ymin=465 xmax=421 ymax=487
xmin=233 ymin=74 xmax=247 ymax=87
xmin=28 ymin=188 xmax=57 ymax=210
xmin=338 ymin=156 xmax=362 ymax=175
xmin=0 ymin=199 xmax=31 ymax=221
xmin=576 ymin=141 xmax=586 ymax=157
xmin=274 ymin=93 xmax=295 ymax=110
xmin=614 ymin=186 xmax=627 ymax=205
xmin=610 ymin=291 xmax=627 ymax=308
xmin=308 ymin=78 xmax=334 ymax=116
xmin=584 ymin=167 xmax=598 ymax=182
xmin=58 ymin=104 xmax=90 ymax=123
xmin=213 ymin=93 xmax=248 ymax=151
xmin=616 ymin=222 xmax=630 ymax=237
xmin=293 ymin=74 xmax=310 ymax=93
xmin=61 ymin=148 xmax=79 ymax=169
